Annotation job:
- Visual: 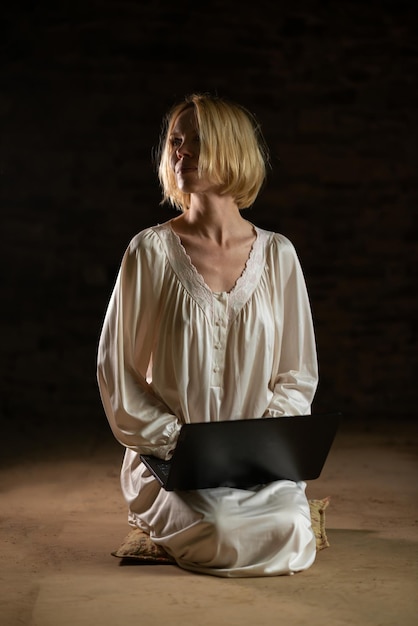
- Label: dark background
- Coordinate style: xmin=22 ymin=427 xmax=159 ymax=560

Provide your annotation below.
xmin=1 ymin=0 xmax=416 ymax=459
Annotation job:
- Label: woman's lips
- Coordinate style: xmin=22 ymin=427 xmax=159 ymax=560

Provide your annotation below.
xmin=179 ymin=166 xmax=197 ymax=173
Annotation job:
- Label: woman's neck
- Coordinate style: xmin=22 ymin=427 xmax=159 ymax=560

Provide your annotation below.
xmin=173 ymin=194 xmax=250 ymax=245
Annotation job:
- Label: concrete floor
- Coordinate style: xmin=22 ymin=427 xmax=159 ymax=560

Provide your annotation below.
xmin=1 ymin=419 xmax=417 ymax=626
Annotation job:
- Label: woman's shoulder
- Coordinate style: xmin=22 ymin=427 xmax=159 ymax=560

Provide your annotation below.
xmin=127 ymin=223 xmax=171 ymax=254
xmin=255 ymin=225 xmax=297 ymax=254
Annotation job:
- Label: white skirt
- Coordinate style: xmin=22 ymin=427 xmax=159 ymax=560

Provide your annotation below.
xmin=121 ymin=449 xmax=317 ymax=578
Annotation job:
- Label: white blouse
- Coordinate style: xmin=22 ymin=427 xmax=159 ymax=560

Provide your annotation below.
xmin=97 ymin=222 xmax=318 ymax=461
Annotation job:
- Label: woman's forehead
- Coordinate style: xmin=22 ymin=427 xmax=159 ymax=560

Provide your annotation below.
xmin=171 ymin=107 xmax=198 ymax=133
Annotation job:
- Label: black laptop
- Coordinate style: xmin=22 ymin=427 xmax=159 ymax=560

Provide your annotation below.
xmin=140 ymin=412 xmax=341 ymax=491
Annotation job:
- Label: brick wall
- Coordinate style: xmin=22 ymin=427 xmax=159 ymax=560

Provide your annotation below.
xmin=1 ymin=1 xmax=416 ymax=450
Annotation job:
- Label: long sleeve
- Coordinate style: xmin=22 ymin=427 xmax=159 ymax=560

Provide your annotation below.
xmin=97 ymin=230 xmax=182 ymax=459
xmin=264 ymin=236 xmax=318 ymax=417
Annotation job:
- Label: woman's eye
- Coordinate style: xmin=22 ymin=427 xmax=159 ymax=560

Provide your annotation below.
xmin=170 ymin=137 xmax=181 ymax=147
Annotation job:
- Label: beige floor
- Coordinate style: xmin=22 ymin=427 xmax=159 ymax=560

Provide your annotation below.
xmin=1 ymin=420 xmax=417 ymax=626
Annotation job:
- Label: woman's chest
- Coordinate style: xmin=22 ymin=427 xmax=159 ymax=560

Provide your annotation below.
xmin=186 ymin=243 xmax=254 ymax=293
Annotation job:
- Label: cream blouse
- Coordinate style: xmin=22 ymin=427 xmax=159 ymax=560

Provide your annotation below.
xmin=97 ymin=222 xmax=318 ymax=460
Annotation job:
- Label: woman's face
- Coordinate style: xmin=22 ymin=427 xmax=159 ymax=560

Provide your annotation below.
xmin=169 ymin=107 xmax=217 ymax=196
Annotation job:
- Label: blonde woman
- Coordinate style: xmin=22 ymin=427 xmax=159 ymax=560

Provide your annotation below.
xmin=97 ymin=93 xmax=319 ymax=577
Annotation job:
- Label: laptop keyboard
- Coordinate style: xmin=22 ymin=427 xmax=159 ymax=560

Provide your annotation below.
xmin=154 ymin=459 xmax=171 ymax=479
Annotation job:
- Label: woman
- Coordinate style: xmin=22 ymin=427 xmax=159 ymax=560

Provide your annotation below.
xmin=97 ymin=93 xmax=319 ymax=577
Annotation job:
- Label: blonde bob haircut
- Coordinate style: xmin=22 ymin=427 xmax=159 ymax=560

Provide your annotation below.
xmin=157 ymin=93 xmax=270 ymax=211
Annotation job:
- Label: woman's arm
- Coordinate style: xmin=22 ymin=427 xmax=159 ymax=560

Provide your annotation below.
xmin=97 ymin=230 xmax=181 ymax=459
xmin=264 ymin=235 xmax=318 ymax=417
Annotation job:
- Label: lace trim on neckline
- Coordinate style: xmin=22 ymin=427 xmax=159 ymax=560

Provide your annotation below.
xmin=153 ymin=222 xmax=268 ymax=325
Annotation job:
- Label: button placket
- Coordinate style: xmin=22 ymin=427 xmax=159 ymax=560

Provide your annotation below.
xmin=211 ymin=294 xmax=228 ymax=387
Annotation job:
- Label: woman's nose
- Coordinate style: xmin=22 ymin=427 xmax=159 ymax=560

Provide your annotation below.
xmin=176 ymin=141 xmax=193 ymax=158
